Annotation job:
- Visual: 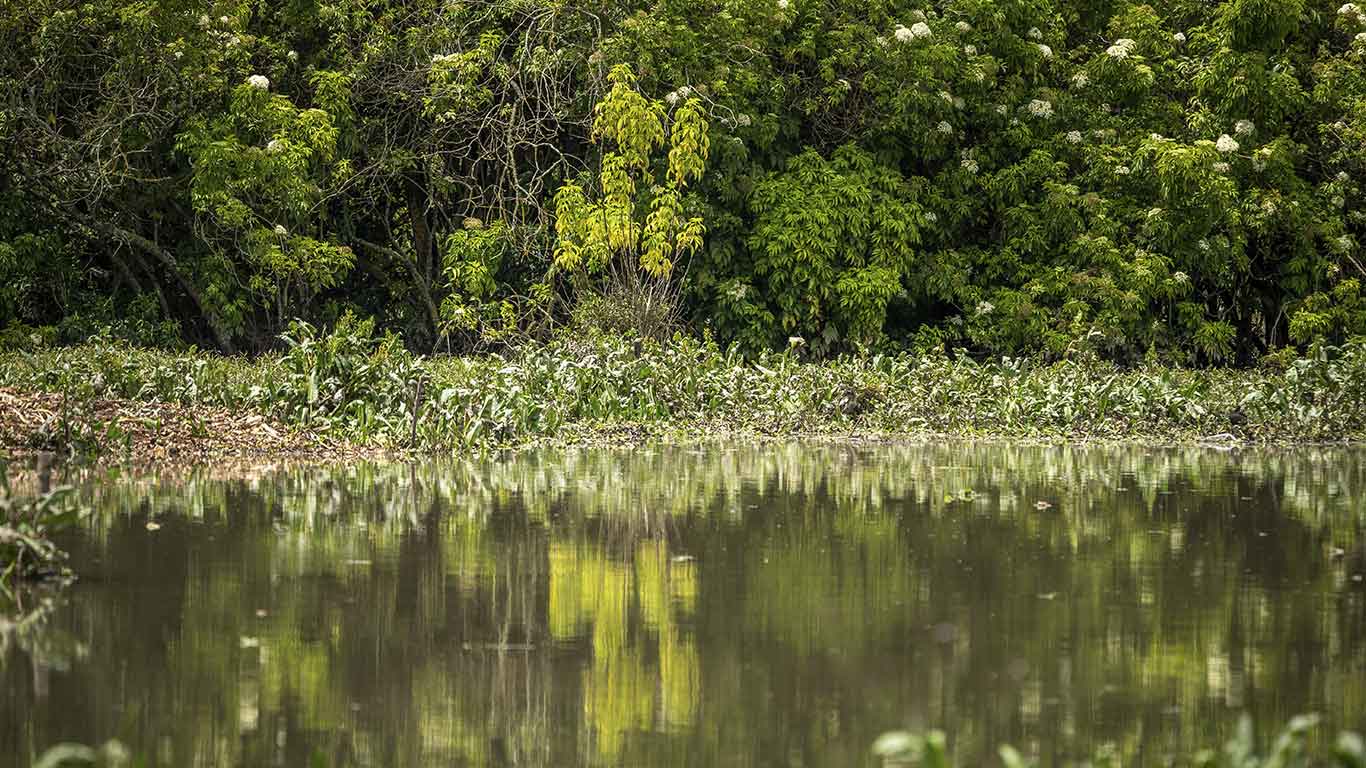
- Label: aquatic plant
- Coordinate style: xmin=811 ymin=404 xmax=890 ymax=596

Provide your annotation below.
xmin=873 ymin=715 xmax=1365 ymax=767
xmin=4 ymin=330 xmax=1366 ymax=455
xmin=0 ymin=465 xmax=81 ymax=596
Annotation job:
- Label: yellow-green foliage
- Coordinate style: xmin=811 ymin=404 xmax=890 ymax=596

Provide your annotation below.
xmin=553 ymin=65 xmax=707 ymax=281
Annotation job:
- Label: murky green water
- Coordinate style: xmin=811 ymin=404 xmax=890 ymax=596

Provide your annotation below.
xmin=3 ymin=443 xmax=1366 ymax=767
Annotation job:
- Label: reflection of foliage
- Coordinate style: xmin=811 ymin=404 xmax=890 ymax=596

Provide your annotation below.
xmin=8 ymin=444 xmax=1366 ymax=766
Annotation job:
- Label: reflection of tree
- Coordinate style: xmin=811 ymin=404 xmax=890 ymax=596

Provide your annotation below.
xmin=1 ymin=443 xmax=1363 ymax=766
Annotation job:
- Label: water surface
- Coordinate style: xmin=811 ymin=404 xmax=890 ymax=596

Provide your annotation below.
xmin=3 ymin=443 xmax=1365 ymax=766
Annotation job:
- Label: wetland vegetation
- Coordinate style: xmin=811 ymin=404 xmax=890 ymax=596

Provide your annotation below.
xmin=5 ymin=0 xmax=1366 ymax=763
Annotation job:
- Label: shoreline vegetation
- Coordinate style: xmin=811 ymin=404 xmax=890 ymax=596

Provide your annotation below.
xmin=2 ymin=318 xmax=1365 ymax=465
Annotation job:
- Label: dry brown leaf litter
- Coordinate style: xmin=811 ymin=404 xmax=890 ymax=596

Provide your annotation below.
xmin=0 ymin=387 xmax=378 ymax=466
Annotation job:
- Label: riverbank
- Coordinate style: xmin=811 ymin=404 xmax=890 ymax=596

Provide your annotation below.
xmin=2 ymin=326 xmax=1364 ymax=463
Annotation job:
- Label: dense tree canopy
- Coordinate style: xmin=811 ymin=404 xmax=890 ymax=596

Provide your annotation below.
xmin=1 ymin=0 xmax=1363 ymax=363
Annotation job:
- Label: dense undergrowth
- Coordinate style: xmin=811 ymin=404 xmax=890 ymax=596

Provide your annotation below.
xmin=2 ymin=316 xmax=1364 ymax=454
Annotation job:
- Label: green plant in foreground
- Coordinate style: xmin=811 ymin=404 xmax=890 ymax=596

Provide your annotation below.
xmin=0 ymin=466 xmax=82 ymax=596
xmin=873 ymin=715 xmax=1365 ymax=768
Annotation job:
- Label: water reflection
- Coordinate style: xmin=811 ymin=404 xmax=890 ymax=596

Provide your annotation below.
xmin=3 ymin=443 xmax=1365 ymax=766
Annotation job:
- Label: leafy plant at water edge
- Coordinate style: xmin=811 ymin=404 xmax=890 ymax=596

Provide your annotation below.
xmin=0 ymin=466 xmax=81 ymax=594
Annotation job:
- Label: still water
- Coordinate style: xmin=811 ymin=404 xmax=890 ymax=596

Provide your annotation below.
xmin=3 ymin=443 xmax=1365 ymax=767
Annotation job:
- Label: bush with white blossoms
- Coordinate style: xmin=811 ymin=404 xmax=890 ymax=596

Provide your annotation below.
xmin=246 ymin=74 xmax=270 ymax=90
xmin=1037 ymin=44 xmax=1053 ymax=58
xmin=1066 ymin=130 xmax=1082 ymax=144
xmin=910 ymin=21 xmax=932 ymax=38
xmin=1106 ymin=38 xmax=1136 ymax=58
xmin=1234 ymin=119 xmax=1255 ymax=136
xmin=1026 ymin=99 xmax=1053 ymax=118
xmin=1215 ymin=134 xmax=1239 ymax=153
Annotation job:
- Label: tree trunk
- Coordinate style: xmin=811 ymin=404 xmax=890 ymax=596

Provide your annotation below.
xmin=357 ymin=237 xmax=441 ymax=345
xmin=83 ymin=218 xmax=236 ymax=353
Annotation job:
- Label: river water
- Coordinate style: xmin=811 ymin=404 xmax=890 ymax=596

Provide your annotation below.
xmin=3 ymin=443 xmax=1364 ymax=766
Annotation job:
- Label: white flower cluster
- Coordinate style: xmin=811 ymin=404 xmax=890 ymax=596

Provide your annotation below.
xmin=266 ymin=139 xmax=284 ymax=154
xmin=924 ymin=211 xmax=938 ymax=223
xmin=960 ymin=150 xmax=979 ymax=174
xmin=1115 ymin=165 xmax=1131 ymax=175
xmin=1340 ymin=3 xmax=1361 ymax=16
xmin=247 ymin=74 xmax=270 ymax=90
xmin=1037 ymin=43 xmax=1053 ymax=58
xmin=1234 ymin=119 xmax=1255 ymax=136
xmin=1027 ymin=27 xmax=1043 ymax=40
xmin=911 ymin=10 xmax=926 ymax=21
xmin=1172 ymin=271 xmax=1189 ymax=284
xmin=975 ymin=301 xmax=995 ymax=316
xmin=894 ymin=24 xmax=915 ymax=42
xmin=937 ymin=120 xmax=954 ymax=134
xmin=1213 ymin=162 xmax=1230 ymax=173
xmin=1215 ymin=134 xmax=1239 ymax=153
xmin=996 ymin=104 xmax=1009 ymax=116
xmin=287 ymin=50 xmax=299 ymax=62
xmin=664 ymin=85 xmax=692 ymax=105
xmin=1339 ymin=171 xmax=1352 ymax=182
xmin=964 ymin=44 xmax=977 ymax=55
xmin=1026 ymin=98 xmax=1054 ymax=118
xmin=1071 ymin=72 xmax=1090 ymax=88
xmin=778 ymin=0 xmax=789 ymax=9
xmin=736 ymin=113 xmax=752 ymax=127
xmin=273 ymin=224 xmax=288 ymax=237
xmin=1106 ymin=38 xmax=1137 ymax=59
xmin=955 ymin=21 xmax=971 ymax=32
xmin=1173 ymin=32 xmax=1187 ymax=44
xmin=1198 ymin=239 xmax=1210 ymax=252
xmin=1356 ymin=31 xmax=1366 ymax=45
xmin=938 ymin=90 xmax=953 ymax=103
xmin=1066 ymin=130 xmax=1083 ymax=144
xmin=911 ymin=21 xmax=933 ymax=38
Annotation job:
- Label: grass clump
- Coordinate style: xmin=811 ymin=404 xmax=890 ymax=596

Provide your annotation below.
xmin=2 ymin=326 xmax=1365 ymax=457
